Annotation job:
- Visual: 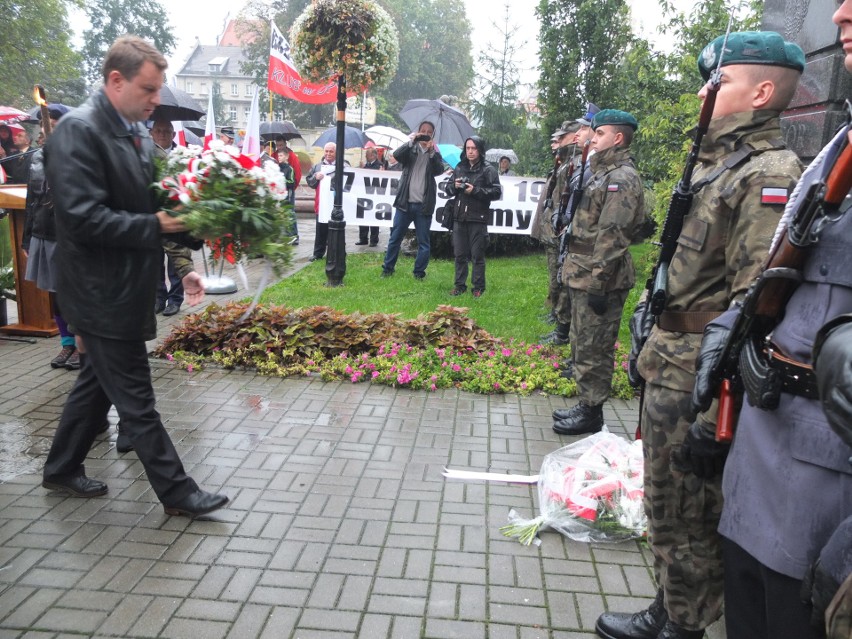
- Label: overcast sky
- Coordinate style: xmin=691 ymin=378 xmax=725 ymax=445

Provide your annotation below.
xmin=71 ymin=0 xmax=694 ymax=88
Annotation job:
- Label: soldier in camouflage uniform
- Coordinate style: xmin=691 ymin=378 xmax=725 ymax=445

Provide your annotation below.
xmin=552 ymin=109 xmax=645 ymax=436
xmin=595 ymin=33 xmax=805 ymax=639
xmin=531 ymin=123 xmax=573 ymax=322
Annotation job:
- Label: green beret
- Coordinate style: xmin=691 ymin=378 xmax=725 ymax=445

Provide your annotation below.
xmin=698 ymin=31 xmax=805 ymax=81
xmin=592 ymin=109 xmax=638 ymax=131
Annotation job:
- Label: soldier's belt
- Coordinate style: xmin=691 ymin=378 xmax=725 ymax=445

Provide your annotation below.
xmin=568 ymin=238 xmax=594 ymax=255
xmin=739 ymin=338 xmax=819 ymax=410
xmin=656 ymin=310 xmax=722 ymax=333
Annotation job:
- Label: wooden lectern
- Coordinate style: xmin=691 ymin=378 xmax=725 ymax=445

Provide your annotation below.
xmin=0 ymin=184 xmax=58 ymax=337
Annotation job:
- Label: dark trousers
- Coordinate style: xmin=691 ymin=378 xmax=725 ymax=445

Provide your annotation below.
xmin=358 ymin=225 xmax=379 ymax=244
xmin=156 ymin=250 xmax=184 ymax=306
xmin=452 ymin=221 xmax=488 ymax=292
xmin=382 ymin=203 xmax=430 ymax=276
xmin=313 ymin=219 xmax=328 ymax=259
xmin=722 ymin=536 xmax=819 ymax=639
xmin=42 ymin=332 xmax=197 ymax=505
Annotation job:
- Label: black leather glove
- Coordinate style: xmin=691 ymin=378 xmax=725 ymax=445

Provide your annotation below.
xmin=588 ymin=293 xmax=607 ymax=316
xmin=677 ymin=421 xmax=729 ymax=479
xmin=814 ymin=320 xmax=852 ymax=449
xmin=551 ymin=210 xmax=561 ymax=235
xmin=802 ymin=557 xmax=841 ymax=633
xmin=691 ymin=322 xmax=731 ymax=415
xmin=627 ymin=301 xmax=653 ymax=388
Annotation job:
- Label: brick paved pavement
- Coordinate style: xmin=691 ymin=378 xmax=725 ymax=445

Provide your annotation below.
xmin=0 ymin=216 xmax=725 ymax=638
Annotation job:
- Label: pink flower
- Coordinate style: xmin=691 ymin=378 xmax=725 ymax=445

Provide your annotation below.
xmin=166 ymin=353 xmax=174 ymax=361
xmin=187 ymin=364 xmax=194 ymax=373
xmin=372 ymin=371 xmax=379 ymax=378
xmin=430 ymin=374 xmax=438 ymax=382
xmin=452 ymin=364 xmax=461 ymax=372
xmin=345 ymin=366 xmax=353 ymax=374
xmin=526 ymin=348 xmax=534 ymax=356
xmin=502 ymin=348 xmax=512 ymax=357
xmin=430 ymin=383 xmax=437 ymax=391
xmin=493 ymin=382 xmax=500 ymax=390
xmin=521 ymin=382 xmax=528 ymax=390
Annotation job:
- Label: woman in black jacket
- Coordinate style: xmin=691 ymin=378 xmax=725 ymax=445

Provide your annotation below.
xmin=446 ymin=136 xmax=502 ymax=297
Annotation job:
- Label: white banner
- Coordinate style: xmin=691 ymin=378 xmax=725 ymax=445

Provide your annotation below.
xmin=316 ymin=167 xmax=546 ymax=235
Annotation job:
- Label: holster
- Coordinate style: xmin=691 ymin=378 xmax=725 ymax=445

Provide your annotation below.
xmin=739 ymin=337 xmax=782 ymax=410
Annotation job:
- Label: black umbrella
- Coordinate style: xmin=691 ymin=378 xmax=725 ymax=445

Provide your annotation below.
xmin=260 ymin=120 xmax=302 ymax=142
xmin=152 ymin=86 xmax=204 ymax=121
xmin=182 ymin=122 xmax=205 ymax=137
xmin=313 ymin=125 xmax=370 ymax=149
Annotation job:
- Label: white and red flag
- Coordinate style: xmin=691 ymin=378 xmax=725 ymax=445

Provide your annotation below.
xmin=267 ymin=21 xmax=337 ymax=105
xmin=204 ymin=90 xmax=216 ymax=149
xmin=242 ymin=89 xmax=261 ymax=161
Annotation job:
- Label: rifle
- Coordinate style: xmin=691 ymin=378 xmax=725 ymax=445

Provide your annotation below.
xmin=541 ymin=150 xmax=565 ymax=216
xmin=648 ymin=21 xmax=732 ymax=317
xmin=557 ymin=141 xmax=590 ymax=265
xmin=711 ymin=119 xmax=852 ymax=442
xmin=552 ymin=145 xmax=578 ymax=235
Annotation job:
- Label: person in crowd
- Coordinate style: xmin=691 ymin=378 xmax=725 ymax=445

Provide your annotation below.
xmin=385 ymin=152 xmax=402 ymax=171
xmin=40 ymin=35 xmax=228 ymax=518
xmin=381 ymin=121 xmax=444 ymax=280
xmin=275 ymin=136 xmax=302 ymax=244
xmin=446 ymin=136 xmax=502 ymax=297
xmin=498 ymin=155 xmax=514 ymax=176
xmin=150 ymin=118 xmax=189 ymax=318
xmin=306 ymin=142 xmax=349 ymax=262
xmin=682 ymin=23 xmax=848 ymax=639
xmin=356 ymin=145 xmax=383 ymax=247
xmin=551 ymin=109 xmax=645 ymax=437
xmin=21 ymin=106 xmax=80 ymax=370
xmin=5 ymin=125 xmax=33 ymax=184
xmin=530 ymin=124 xmax=570 ymax=323
xmin=597 ymin=32 xmax=805 ymax=639
xmin=219 ymin=127 xmax=235 ymax=145
xmin=0 ymin=123 xmax=18 ymax=156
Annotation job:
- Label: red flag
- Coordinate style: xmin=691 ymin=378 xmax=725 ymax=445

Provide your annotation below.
xmin=267 ymin=21 xmax=337 ymax=105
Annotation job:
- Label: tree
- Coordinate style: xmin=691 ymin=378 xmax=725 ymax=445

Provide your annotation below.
xmin=468 ymin=5 xmax=526 ymax=150
xmin=373 ymin=0 xmax=474 ymax=129
xmin=0 ymin=0 xmax=85 ymax=107
xmin=536 ymin=0 xmax=634 ymax=137
xmin=81 ymin=0 xmax=177 ymax=84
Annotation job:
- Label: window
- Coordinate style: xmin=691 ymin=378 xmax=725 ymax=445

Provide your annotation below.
xmin=200 ymin=83 xmax=208 ymax=95
xmin=244 ymin=108 xmax=251 ymax=121
xmin=185 ymin=81 xmax=193 ymax=93
xmin=231 ymin=83 xmax=238 ymax=96
xmin=245 ymin=84 xmax=253 ymax=97
xmin=229 ymin=106 xmax=237 ymax=121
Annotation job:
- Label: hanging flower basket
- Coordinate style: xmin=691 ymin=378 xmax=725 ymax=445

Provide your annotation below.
xmin=290 ymin=0 xmax=399 ymax=91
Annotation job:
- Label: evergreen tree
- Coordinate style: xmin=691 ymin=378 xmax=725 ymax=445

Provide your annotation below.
xmin=469 ymin=5 xmax=526 ymax=151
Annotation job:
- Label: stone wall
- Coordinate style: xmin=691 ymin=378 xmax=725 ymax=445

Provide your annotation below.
xmin=764 ymin=0 xmax=851 ymax=162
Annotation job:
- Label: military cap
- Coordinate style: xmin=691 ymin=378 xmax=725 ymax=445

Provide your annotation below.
xmin=592 ymin=109 xmax=639 ymax=131
xmin=220 ymin=126 xmax=235 ymax=138
xmin=575 ymin=102 xmax=600 ymax=127
xmin=698 ymin=31 xmax=805 ymax=81
xmin=552 ymin=119 xmax=575 ymax=137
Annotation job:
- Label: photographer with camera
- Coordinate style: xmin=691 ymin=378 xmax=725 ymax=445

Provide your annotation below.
xmin=381 ymin=121 xmax=444 ymax=280
xmin=446 ymin=136 xmax=502 ymax=297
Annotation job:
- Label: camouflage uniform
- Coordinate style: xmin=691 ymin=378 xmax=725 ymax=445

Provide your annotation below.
xmin=636 ymin=110 xmax=802 ymax=630
xmin=563 ymin=144 xmax=644 ymax=405
xmin=549 ymin=145 xmax=580 ymax=325
xmin=828 ymin=574 xmax=852 ymax=639
xmin=531 ymin=148 xmax=567 ymax=309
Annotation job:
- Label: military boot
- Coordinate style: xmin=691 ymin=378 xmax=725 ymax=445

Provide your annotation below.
xmin=541 ymin=322 xmax=570 ymax=346
xmin=656 ymin=621 xmax=704 ymax=639
xmin=552 ymin=402 xmax=604 ymax=435
xmin=595 ymin=589 xmax=667 ymax=639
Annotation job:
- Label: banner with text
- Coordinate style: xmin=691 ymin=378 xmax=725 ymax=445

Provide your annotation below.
xmin=316 ymin=168 xmax=546 ymax=234
xmin=267 ymin=22 xmax=337 ymax=105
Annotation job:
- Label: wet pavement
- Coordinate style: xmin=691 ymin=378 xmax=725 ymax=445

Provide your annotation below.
xmin=0 ymin=215 xmax=725 ymax=638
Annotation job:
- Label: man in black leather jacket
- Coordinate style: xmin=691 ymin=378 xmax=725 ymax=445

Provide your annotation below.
xmin=40 ymin=35 xmax=228 ymax=518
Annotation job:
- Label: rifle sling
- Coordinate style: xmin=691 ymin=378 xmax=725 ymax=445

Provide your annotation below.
xmin=690 ymin=139 xmax=785 ymax=194
xmin=657 ymin=310 xmax=723 ymax=333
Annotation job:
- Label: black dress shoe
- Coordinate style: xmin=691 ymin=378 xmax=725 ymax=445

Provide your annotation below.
xmin=162 ymin=302 xmax=181 ymax=317
xmin=164 ymin=489 xmax=229 ymax=518
xmin=43 ymin=475 xmax=108 ymax=497
xmin=355 ymin=240 xmax=368 ymax=245
xmin=116 ymin=431 xmax=133 ymax=454
xmin=596 ymin=589 xmax=667 ymax=639
xmin=154 ymin=300 xmax=166 ymax=314
xmin=369 ymin=241 xmax=379 ymax=247
xmin=553 ymin=403 xmax=604 ymax=435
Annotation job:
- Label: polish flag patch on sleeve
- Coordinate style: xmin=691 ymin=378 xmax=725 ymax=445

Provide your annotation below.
xmin=607 ymin=184 xmax=620 ymax=192
xmin=761 ymin=187 xmax=789 ymax=204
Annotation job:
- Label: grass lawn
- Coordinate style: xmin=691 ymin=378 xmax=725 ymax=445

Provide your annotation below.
xmin=261 ymin=245 xmax=656 ymax=346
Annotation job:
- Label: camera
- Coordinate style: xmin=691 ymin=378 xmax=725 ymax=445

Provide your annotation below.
xmin=456 ymin=177 xmax=470 ymax=189
xmin=414 ymin=133 xmax=432 ymax=143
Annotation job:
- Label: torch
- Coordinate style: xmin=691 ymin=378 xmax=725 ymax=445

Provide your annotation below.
xmin=33 ymin=85 xmax=52 ymax=138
